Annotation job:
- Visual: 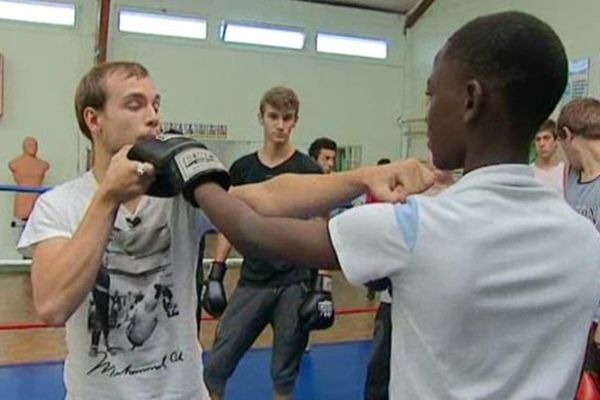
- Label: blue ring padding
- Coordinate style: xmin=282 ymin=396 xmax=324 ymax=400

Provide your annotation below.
xmin=0 ymin=184 xmax=51 ymax=194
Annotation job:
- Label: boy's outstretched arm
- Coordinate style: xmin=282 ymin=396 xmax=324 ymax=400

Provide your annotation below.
xmin=230 ymin=159 xmax=434 ymax=218
xmin=194 ymin=183 xmax=339 ymax=269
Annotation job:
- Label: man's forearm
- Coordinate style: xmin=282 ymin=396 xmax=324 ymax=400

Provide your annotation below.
xmin=31 ymin=191 xmax=118 ymax=325
xmin=231 ymin=168 xmax=369 ymax=219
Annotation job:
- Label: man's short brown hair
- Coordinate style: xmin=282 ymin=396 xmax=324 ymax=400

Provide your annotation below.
xmin=259 ymin=86 xmax=300 ymax=118
xmin=557 ymin=98 xmax=600 ymax=140
xmin=537 ymin=119 xmax=557 ymax=138
xmin=74 ymin=61 xmax=149 ymax=139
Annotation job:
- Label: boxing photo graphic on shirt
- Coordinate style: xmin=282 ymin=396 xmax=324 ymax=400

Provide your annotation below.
xmin=85 ymin=206 xmax=184 ymax=377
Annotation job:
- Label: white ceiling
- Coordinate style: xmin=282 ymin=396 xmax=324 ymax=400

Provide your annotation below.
xmin=292 ymin=0 xmax=421 ymax=14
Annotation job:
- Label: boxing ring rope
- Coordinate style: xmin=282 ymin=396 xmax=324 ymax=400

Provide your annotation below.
xmin=0 ymin=252 xmax=379 ymax=331
xmin=0 ymin=183 xmax=50 ymax=194
xmin=0 ymin=306 xmax=378 ymax=331
xmin=1 ymin=182 xmax=379 ymax=332
xmin=2 ymin=184 xmax=49 ymax=269
xmin=0 ymin=258 xmax=246 ymax=268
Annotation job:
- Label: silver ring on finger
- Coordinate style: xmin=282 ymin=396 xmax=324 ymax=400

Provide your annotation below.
xmin=135 ymin=162 xmax=147 ymax=177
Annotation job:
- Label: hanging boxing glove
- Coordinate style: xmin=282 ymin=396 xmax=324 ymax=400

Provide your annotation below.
xmin=299 ymin=272 xmax=335 ymax=330
xmin=201 ymin=261 xmax=228 ymax=318
xmin=365 ymin=277 xmax=392 ymax=295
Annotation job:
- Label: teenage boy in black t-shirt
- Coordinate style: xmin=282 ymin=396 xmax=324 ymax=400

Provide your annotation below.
xmin=203 ymin=86 xmax=326 ymax=400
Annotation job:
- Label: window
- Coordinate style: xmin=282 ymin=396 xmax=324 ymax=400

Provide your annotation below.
xmin=0 ymin=0 xmax=75 ymax=26
xmin=316 ymin=33 xmax=387 ymax=59
xmin=119 ymin=9 xmax=207 ymax=40
xmin=221 ymin=21 xmax=305 ymax=50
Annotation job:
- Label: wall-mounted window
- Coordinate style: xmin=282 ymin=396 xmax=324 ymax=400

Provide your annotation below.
xmin=336 ymin=145 xmax=362 ymax=171
xmin=0 ymin=0 xmax=75 ymax=26
xmin=316 ymin=33 xmax=387 ymax=60
xmin=220 ymin=21 xmax=305 ymax=50
xmin=119 ymin=9 xmax=207 ymax=40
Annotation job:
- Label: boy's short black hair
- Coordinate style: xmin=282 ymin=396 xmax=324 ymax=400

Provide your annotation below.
xmin=445 ymin=12 xmax=567 ymax=137
xmin=163 ymin=128 xmax=184 ymax=135
xmin=309 ymin=137 xmax=337 ymax=160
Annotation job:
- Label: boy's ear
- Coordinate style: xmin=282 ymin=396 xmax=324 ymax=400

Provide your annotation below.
xmin=464 ymin=79 xmax=483 ymax=124
xmin=562 ymin=126 xmax=574 ymax=142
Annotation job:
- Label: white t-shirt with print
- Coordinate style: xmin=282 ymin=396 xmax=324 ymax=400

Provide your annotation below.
xmin=329 ymin=164 xmax=600 ymax=400
xmin=18 ymin=171 xmax=211 ymax=400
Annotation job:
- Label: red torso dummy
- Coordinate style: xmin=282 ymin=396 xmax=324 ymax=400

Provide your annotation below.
xmin=8 ymin=137 xmax=49 ymax=220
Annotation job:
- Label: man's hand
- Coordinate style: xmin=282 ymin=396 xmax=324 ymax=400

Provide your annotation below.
xmin=98 ymin=145 xmax=156 ymax=205
xmin=361 ymin=159 xmax=435 ymax=203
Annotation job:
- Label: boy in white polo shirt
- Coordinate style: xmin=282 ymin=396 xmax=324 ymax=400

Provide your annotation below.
xmin=190 ymin=11 xmax=600 ymax=399
xmin=531 ymin=119 xmax=565 ymax=195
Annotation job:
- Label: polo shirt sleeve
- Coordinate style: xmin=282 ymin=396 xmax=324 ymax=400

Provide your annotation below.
xmin=328 ymin=198 xmax=419 ymax=286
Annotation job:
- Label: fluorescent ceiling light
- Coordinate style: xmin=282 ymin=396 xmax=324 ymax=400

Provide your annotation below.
xmin=0 ymin=0 xmax=75 ymax=26
xmin=119 ymin=9 xmax=206 ymax=39
xmin=317 ymin=33 xmax=387 ymax=59
xmin=221 ymin=22 xmax=304 ymax=50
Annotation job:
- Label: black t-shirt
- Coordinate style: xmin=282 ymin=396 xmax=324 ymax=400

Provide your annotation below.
xmin=230 ymin=150 xmax=322 ymax=287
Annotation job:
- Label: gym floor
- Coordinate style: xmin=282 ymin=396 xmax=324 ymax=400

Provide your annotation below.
xmin=0 ymin=341 xmax=374 ymax=400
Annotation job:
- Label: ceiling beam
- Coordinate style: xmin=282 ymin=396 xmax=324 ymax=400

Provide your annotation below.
xmin=405 ymin=0 xmax=436 ymax=31
xmin=95 ymin=0 xmax=111 ymax=64
xmin=296 ymin=0 xmax=406 ymax=14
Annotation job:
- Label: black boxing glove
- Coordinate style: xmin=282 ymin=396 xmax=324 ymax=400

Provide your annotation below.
xmin=128 ymin=134 xmax=230 ymax=205
xmin=201 ymin=261 xmax=228 ymax=318
xmin=299 ymin=272 xmax=335 ymax=330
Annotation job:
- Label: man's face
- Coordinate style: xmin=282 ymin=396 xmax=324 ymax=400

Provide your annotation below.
xmin=259 ymin=104 xmax=297 ymax=145
xmin=534 ymin=130 xmax=558 ymax=159
xmin=316 ymin=148 xmax=336 ymax=174
xmin=426 ymin=47 xmax=468 ymax=170
xmin=93 ymin=71 xmax=161 ymax=154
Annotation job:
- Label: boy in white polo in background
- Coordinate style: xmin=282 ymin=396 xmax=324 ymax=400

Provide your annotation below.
xmin=530 ymin=119 xmax=565 ymax=195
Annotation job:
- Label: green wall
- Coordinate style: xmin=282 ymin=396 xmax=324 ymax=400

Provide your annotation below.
xmin=402 ymin=0 xmax=600 ymax=121
xmin=0 ymin=0 xmax=95 ymax=259
xmin=108 ymin=0 xmax=406 ymax=163
xmin=0 ymin=0 xmax=405 ymax=259
xmin=1 ymin=0 xmax=598 ymax=259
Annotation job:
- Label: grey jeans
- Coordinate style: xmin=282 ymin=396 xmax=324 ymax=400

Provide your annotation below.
xmin=203 ymin=282 xmax=310 ymax=396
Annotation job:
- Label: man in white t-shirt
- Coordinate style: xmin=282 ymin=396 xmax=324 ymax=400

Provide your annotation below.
xmin=189 ymin=12 xmax=600 ymax=399
xmin=20 ymin=61 xmax=434 ymax=400
xmin=18 ymin=62 xmax=216 ymax=400
xmin=531 ymin=119 xmax=565 ymax=195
